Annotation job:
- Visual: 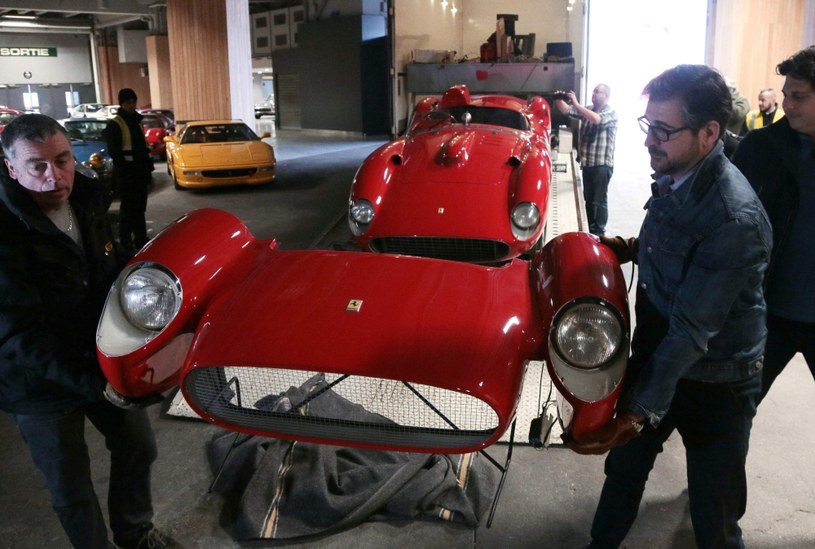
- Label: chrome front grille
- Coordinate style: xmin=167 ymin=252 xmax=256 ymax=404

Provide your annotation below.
xmin=183 ymin=366 xmax=499 ymax=450
xmin=369 ymin=237 xmax=510 ymax=263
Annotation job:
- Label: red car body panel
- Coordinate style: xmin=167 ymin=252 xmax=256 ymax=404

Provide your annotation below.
xmin=349 ymin=86 xmax=552 ymax=263
xmin=97 ymin=209 xmax=630 ymax=453
xmin=141 ymin=113 xmax=173 ymax=158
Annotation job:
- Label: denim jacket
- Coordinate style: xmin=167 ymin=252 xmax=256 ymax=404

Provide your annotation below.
xmin=627 ymin=141 xmax=772 ymax=426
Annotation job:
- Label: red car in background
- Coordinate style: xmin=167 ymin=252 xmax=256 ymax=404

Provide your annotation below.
xmin=0 ymin=107 xmax=23 ymax=134
xmin=141 ymin=112 xmax=174 ymax=160
xmin=348 ymin=85 xmax=553 ymax=264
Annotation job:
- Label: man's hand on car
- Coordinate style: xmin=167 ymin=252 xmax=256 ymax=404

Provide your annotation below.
xmin=599 ymin=235 xmax=638 ymax=264
xmin=562 ymin=410 xmax=646 ymax=455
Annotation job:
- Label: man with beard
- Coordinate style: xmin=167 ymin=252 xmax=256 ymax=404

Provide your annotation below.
xmin=741 ymin=88 xmax=785 ymax=134
xmin=566 ymin=65 xmax=772 ymax=548
xmin=732 ymin=46 xmax=815 ymax=400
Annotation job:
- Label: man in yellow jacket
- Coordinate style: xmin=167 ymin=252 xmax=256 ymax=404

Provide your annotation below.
xmin=742 ymin=88 xmax=785 ymax=133
xmin=103 ymin=88 xmax=153 ymax=251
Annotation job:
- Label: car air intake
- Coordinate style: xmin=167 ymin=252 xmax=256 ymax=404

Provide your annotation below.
xmin=202 ymin=168 xmax=257 ymax=178
xmin=370 ymin=236 xmax=510 ymax=263
xmin=183 ymin=366 xmax=499 ymax=451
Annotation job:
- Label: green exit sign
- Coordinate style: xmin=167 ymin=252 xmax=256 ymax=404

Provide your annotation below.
xmin=0 ymin=47 xmax=57 ymax=57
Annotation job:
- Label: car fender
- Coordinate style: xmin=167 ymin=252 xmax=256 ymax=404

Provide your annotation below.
xmin=348 ymin=139 xmax=405 ymax=210
xmin=533 ymin=232 xmax=631 ymax=440
xmin=97 ymin=208 xmax=271 ymax=397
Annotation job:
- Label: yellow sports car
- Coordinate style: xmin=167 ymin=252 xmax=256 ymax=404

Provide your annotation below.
xmin=164 ymin=120 xmax=276 ymax=189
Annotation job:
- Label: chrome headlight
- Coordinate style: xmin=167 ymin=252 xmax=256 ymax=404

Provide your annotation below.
xmin=511 ymin=202 xmax=541 ymax=239
xmin=549 ymin=298 xmax=628 ymax=402
xmin=349 ymin=199 xmax=375 ymax=236
xmin=554 ymin=302 xmax=622 ymax=368
xmin=120 ymin=266 xmax=182 ymax=331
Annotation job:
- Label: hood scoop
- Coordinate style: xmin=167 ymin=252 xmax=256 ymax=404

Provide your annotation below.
xmin=436 ymin=131 xmax=476 ymax=166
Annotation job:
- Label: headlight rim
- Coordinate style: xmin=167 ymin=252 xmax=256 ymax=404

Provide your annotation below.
xmin=550 ymin=296 xmax=627 ymax=371
xmin=510 ymin=201 xmax=541 ymax=239
xmin=349 ymin=198 xmax=375 ymax=236
xmin=118 ymin=262 xmax=183 ymax=333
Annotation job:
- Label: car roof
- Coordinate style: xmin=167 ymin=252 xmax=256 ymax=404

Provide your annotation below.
xmin=182 ymin=119 xmax=246 ymax=126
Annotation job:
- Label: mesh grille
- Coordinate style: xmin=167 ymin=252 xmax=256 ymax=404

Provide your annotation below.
xmin=202 ymin=168 xmax=257 ymax=178
xmin=369 ymin=236 xmax=510 ymax=263
xmin=184 ymin=366 xmax=499 ymax=450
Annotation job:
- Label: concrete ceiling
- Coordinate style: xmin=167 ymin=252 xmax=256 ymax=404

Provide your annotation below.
xmin=0 ymin=0 xmax=298 ymax=30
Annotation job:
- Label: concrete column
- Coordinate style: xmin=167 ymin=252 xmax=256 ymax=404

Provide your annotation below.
xmin=146 ymin=34 xmax=173 ymax=110
xmin=166 ymin=0 xmax=252 ymax=123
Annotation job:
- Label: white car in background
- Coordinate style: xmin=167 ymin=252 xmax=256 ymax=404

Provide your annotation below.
xmin=68 ymin=103 xmax=118 ymax=119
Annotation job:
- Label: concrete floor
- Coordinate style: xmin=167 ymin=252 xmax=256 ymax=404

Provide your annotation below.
xmin=1 ymin=127 xmax=814 ymax=548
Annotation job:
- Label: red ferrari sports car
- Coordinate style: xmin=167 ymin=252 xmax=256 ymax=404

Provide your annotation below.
xmin=348 ymin=85 xmax=553 ymax=263
xmin=141 ymin=112 xmax=174 ymax=159
xmin=97 ymin=208 xmax=630 ymax=455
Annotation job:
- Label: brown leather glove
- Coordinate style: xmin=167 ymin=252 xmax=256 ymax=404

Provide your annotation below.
xmin=598 ymin=235 xmax=638 ymax=265
xmin=562 ymin=411 xmax=646 ymax=455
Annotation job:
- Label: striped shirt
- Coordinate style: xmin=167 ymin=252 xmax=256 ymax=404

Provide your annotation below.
xmin=568 ymin=104 xmax=617 ymax=168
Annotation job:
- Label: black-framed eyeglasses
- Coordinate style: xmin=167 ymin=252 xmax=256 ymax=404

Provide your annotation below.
xmin=637 ymin=116 xmax=690 ymax=142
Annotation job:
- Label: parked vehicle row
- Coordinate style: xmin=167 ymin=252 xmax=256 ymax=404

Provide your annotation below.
xmin=68 ymin=103 xmax=118 ymax=119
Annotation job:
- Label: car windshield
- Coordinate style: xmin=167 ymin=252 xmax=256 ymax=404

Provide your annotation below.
xmin=180 ymin=123 xmax=259 ymax=144
xmin=444 ymin=106 xmax=529 ymax=131
xmin=142 ymin=116 xmax=165 ymax=129
xmin=65 ymin=120 xmax=108 ymax=141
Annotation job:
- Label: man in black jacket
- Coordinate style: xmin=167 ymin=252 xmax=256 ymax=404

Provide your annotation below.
xmin=732 ymin=46 xmax=815 ymax=400
xmin=1 ymin=115 xmax=179 ymax=549
xmin=104 ymin=88 xmax=153 ymax=251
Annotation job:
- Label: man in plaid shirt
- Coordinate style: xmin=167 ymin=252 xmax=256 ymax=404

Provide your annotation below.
xmin=555 ymin=84 xmax=618 ymax=235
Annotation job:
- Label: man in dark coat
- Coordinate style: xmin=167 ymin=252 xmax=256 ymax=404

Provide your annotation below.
xmin=732 ymin=46 xmax=815 ymax=400
xmin=0 ymin=114 xmax=179 ymax=548
xmin=104 ymin=88 xmax=153 ymax=250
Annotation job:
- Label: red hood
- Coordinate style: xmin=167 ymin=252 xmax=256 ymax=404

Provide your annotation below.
xmin=187 ymin=251 xmax=541 ymax=409
xmin=371 ymin=128 xmax=528 ymax=237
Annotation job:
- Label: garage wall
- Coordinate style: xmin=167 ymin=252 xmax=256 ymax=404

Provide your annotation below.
xmin=393 ymin=0 xmax=583 ymax=134
xmin=96 ymin=44 xmax=151 ymax=107
xmin=0 ymin=33 xmax=93 ymax=85
xmin=710 ymin=0 xmax=806 ymax=109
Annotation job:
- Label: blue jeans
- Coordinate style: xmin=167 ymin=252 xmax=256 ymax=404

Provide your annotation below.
xmin=589 ymin=374 xmax=761 ymax=549
xmin=581 ymin=165 xmax=612 ymax=235
xmin=12 ymin=399 xmax=157 ymax=548
xmin=760 ymin=314 xmax=815 ymax=400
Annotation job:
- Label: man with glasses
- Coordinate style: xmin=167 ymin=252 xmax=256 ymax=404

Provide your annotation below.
xmin=567 ymin=65 xmax=772 ymax=548
xmin=732 ymin=46 xmax=815 ymax=401
xmin=554 ymin=84 xmax=617 ymax=236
